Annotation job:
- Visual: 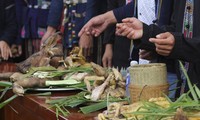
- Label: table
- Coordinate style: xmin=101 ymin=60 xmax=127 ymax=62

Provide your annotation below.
xmin=0 ymin=62 xmax=99 ymax=120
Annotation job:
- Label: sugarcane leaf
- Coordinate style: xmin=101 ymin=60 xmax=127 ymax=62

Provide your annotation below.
xmin=34 ymin=92 xmax=52 ymax=96
xmin=56 ymin=108 xmax=59 ymax=120
xmin=55 ymin=104 xmax=68 ymax=117
xmin=169 ymin=79 xmax=179 ymax=87
xmin=194 ymin=85 xmax=200 ymax=99
xmin=65 ymin=82 xmax=86 ymax=91
xmin=129 ymin=111 xmax=174 ymax=117
xmin=162 ymin=93 xmax=172 ymax=103
xmin=0 ymin=87 xmax=10 ymax=100
xmin=67 ymin=99 xmax=87 ymax=108
xmin=179 ymin=61 xmax=198 ymax=102
xmin=45 ymin=79 xmax=81 ymax=86
xmin=46 ymin=97 xmax=69 ymax=104
xmin=80 ymin=101 xmax=107 ymax=114
xmin=25 ymin=66 xmax=57 ymax=77
xmin=0 ymin=81 xmax=12 ymax=87
xmin=174 ymin=93 xmax=187 ymax=103
xmin=0 ymin=94 xmax=18 ymax=109
xmin=31 ymin=66 xmax=57 ymax=71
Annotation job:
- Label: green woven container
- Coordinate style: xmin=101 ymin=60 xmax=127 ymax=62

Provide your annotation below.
xmin=129 ymin=63 xmax=167 ymax=86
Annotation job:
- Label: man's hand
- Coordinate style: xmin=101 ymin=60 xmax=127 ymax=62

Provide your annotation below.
xmin=78 ymin=11 xmax=117 ymax=37
xmin=116 ymin=17 xmax=143 ymax=40
xmin=11 ymin=44 xmax=22 ymax=57
xmin=40 ymin=26 xmax=56 ymax=49
xmin=102 ymin=44 xmax=113 ymax=68
xmin=139 ymin=49 xmax=157 ymax=60
xmin=149 ymin=32 xmax=175 ymax=56
xmin=0 ymin=41 xmax=12 ymax=60
xmin=79 ymin=32 xmax=93 ymax=57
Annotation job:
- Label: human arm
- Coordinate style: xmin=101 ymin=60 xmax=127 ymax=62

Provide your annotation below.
xmin=0 ymin=0 xmax=18 ymax=60
xmin=116 ymin=17 xmax=200 ymax=63
xmin=41 ymin=26 xmax=57 ymax=47
xmin=84 ymin=0 xmax=106 ymax=23
xmin=150 ymin=32 xmax=200 ymax=63
xmin=79 ymin=0 xmax=105 ymax=57
xmin=112 ymin=1 xmax=134 ymax=22
xmin=78 ymin=1 xmax=134 ymax=37
xmin=10 ymin=44 xmax=22 ymax=57
xmin=41 ymin=0 xmax=63 ymax=46
xmin=78 ymin=11 xmax=117 ymax=37
xmin=103 ymin=0 xmax=130 ymax=45
xmin=102 ymin=0 xmax=129 ymax=67
xmin=0 ymin=0 xmax=17 ymax=45
xmin=46 ymin=0 xmax=63 ymax=28
xmin=0 ymin=41 xmax=12 ymax=60
xmin=79 ymin=32 xmax=93 ymax=57
xmin=102 ymin=44 xmax=113 ymax=67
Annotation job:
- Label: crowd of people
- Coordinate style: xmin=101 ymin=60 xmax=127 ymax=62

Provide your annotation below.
xmin=1 ymin=0 xmax=199 ymax=98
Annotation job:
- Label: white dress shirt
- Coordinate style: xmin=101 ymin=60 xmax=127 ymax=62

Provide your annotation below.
xmin=138 ymin=0 xmax=156 ymax=64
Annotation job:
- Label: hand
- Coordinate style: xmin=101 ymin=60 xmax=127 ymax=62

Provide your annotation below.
xmin=79 ymin=15 xmax=108 ymax=37
xmin=78 ymin=11 xmax=117 ymax=37
xmin=149 ymin=32 xmax=175 ymax=56
xmin=102 ymin=44 xmax=113 ymax=68
xmin=79 ymin=32 xmax=93 ymax=57
xmin=40 ymin=26 xmax=56 ymax=49
xmin=116 ymin=17 xmax=143 ymax=40
xmin=0 ymin=41 xmax=12 ymax=60
xmin=139 ymin=49 xmax=157 ymax=60
xmin=11 ymin=44 xmax=22 ymax=57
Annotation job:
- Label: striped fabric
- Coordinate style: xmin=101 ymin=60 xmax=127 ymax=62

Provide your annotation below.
xmin=180 ymin=0 xmax=194 ymax=94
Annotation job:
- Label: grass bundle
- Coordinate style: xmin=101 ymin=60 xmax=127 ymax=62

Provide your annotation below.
xmin=45 ymin=66 xmax=93 ymax=78
xmin=46 ymin=91 xmax=128 ymax=118
xmin=0 ymin=81 xmax=15 ymax=108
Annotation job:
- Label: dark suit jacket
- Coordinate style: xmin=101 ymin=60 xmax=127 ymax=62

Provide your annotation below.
xmin=0 ymin=0 xmax=17 ymax=45
xmin=103 ymin=0 xmax=174 ymax=69
xmin=139 ymin=0 xmax=200 ymax=89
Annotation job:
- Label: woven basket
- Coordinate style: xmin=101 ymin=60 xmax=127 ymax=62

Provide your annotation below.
xmin=129 ymin=84 xmax=169 ymax=103
xmin=129 ymin=63 xmax=167 ymax=85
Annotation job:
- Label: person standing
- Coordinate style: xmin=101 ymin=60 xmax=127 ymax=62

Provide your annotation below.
xmin=79 ymin=0 xmax=107 ymax=62
xmin=41 ymin=0 xmax=87 ymax=56
xmin=102 ymin=0 xmax=138 ymax=69
xmin=79 ymin=0 xmax=178 ymax=98
xmin=102 ymin=0 xmax=174 ymax=69
xmin=115 ymin=0 xmax=200 ymax=94
xmin=0 ymin=0 xmax=17 ymax=60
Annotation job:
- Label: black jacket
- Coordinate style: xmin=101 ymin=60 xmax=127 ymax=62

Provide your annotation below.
xmin=139 ymin=0 xmax=200 ymax=89
xmin=0 ymin=0 xmax=17 ymax=45
xmin=103 ymin=0 xmax=135 ymax=69
xmin=103 ymin=0 xmax=174 ymax=69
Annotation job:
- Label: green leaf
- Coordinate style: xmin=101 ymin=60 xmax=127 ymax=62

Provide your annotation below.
xmin=0 ymin=81 xmax=12 ymax=87
xmin=46 ymin=66 xmax=93 ymax=78
xmin=34 ymin=92 xmax=52 ymax=96
xmin=45 ymin=79 xmax=81 ymax=86
xmin=179 ymin=61 xmax=198 ymax=102
xmin=67 ymin=99 xmax=87 ymax=108
xmin=194 ymin=85 xmax=200 ymax=99
xmin=0 ymin=87 xmax=10 ymax=100
xmin=55 ymin=104 xmax=68 ymax=117
xmin=80 ymin=101 xmax=107 ymax=114
xmin=25 ymin=66 xmax=57 ymax=77
xmin=0 ymin=94 xmax=18 ymax=109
